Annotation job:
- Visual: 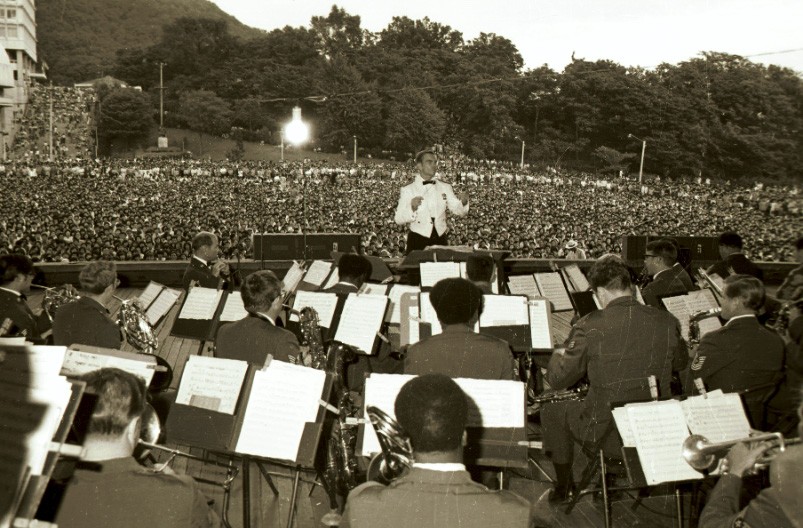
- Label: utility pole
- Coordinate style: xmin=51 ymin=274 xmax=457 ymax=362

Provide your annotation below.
xmin=158 ymin=62 xmax=166 ymax=128
xmin=48 ymin=83 xmax=53 ymax=161
xmin=353 ymin=135 xmax=357 ymax=163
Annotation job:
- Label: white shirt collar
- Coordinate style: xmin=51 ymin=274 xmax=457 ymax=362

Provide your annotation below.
xmin=256 ymin=312 xmax=276 ymax=326
xmin=412 ymin=462 xmax=466 ymax=472
xmin=726 ymin=314 xmax=756 ymax=325
xmin=654 ymin=268 xmax=673 ymax=280
xmin=0 ymin=286 xmax=21 ymax=297
xmin=336 ymin=281 xmax=359 ymax=289
xmin=192 ymin=255 xmax=208 ymax=266
xmin=416 ymin=175 xmax=438 ymax=186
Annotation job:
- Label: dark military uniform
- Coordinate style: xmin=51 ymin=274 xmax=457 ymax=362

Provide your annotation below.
xmin=181 ymin=257 xmax=220 ymax=290
xmin=0 ymin=287 xmax=48 ymax=343
xmin=542 ymin=296 xmax=688 ymax=462
xmin=404 ymin=324 xmax=518 ymax=381
xmin=215 ymin=313 xmax=301 ymax=367
xmin=685 ymin=315 xmax=784 ymax=427
xmin=54 ymin=457 xmax=219 ymax=528
xmin=776 ymin=264 xmax=803 ymax=301
xmin=708 ymin=253 xmax=763 ymax=281
xmin=671 ymin=262 xmax=697 ymax=292
xmin=53 ymin=297 xmax=122 ymax=349
xmin=642 ymin=268 xmax=689 ymax=308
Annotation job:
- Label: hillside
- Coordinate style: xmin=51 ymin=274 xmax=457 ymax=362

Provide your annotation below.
xmin=37 ymin=0 xmax=265 ymax=85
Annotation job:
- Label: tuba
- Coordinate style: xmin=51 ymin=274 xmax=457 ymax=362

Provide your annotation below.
xmin=366 ymin=406 xmax=413 ymax=484
xmin=41 ymin=284 xmax=81 ymax=322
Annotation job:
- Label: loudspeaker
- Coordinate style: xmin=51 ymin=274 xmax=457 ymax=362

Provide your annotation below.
xmin=621 ymin=235 xmax=720 ymax=264
xmin=253 ymin=233 xmax=362 ymax=260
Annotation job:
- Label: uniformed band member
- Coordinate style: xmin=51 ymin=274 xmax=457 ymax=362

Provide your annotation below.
xmin=325 ymin=254 xmax=372 ymax=295
xmin=215 ymin=270 xmax=303 ymax=366
xmin=404 ymin=278 xmax=517 ymax=381
xmin=541 ymin=256 xmax=687 ymax=502
xmin=394 ymin=149 xmax=469 ymax=254
xmin=641 ymin=239 xmax=688 ymax=307
xmin=53 ymin=261 xmax=122 ymax=349
xmin=0 ymin=254 xmax=49 ymax=342
xmin=54 ymin=368 xmax=220 ymax=528
xmin=685 ymin=274 xmax=784 ymax=427
xmin=666 ymin=238 xmax=697 ymax=292
xmin=181 ymin=231 xmax=230 ymax=290
xmin=341 ymin=374 xmax=533 ymax=528
xmin=466 ymin=253 xmax=495 ymax=294
xmin=776 ymin=236 xmax=803 ymax=301
xmin=707 ymin=231 xmax=763 ymax=281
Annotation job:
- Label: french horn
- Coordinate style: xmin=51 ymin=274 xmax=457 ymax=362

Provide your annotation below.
xmin=366 ymin=406 xmax=413 ymax=484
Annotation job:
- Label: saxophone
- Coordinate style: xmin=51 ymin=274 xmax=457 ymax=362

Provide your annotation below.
xmin=298 ymin=307 xmax=328 ymax=369
xmin=689 ymin=307 xmax=722 ymax=348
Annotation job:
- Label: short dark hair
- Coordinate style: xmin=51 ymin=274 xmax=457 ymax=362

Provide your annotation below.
xmin=466 ymin=254 xmax=494 ymax=283
xmin=79 ymin=261 xmax=117 ymax=294
xmin=718 ymin=232 xmax=743 ymax=250
xmin=796 ymin=237 xmax=803 ymax=251
xmin=192 ymin=231 xmax=217 ymax=252
xmin=415 ymin=149 xmax=437 ymax=164
xmin=0 ymin=254 xmax=34 ymax=285
xmin=241 ymin=270 xmax=282 ymax=312
xmin=395 ymin=374 xmax=468 ymax=453
xmin=429 ymin=278 xmax=484 ymax=325
xmin=724 ymin=274 xmax=765 ymax=311
xmin=81 ymin=368 xmax=147 ymax=436
xmin=338 ymin=254 xmax=372 ymax=283
xmin=588 ymin=257 xmax=632 ymax=291
xmin=646 ymin=239 xmax=678 ymax=267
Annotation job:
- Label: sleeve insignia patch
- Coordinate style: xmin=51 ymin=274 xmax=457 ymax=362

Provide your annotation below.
xmin=690 ymin=355 xmax=706 ymax=371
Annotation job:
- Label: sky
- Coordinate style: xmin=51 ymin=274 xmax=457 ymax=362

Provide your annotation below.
xmin=209 ymin=0 xmax=803 ymax=73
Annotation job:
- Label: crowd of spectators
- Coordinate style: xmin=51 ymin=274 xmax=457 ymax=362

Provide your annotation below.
xmin=0 ymin=156 xmax=799 ymax=263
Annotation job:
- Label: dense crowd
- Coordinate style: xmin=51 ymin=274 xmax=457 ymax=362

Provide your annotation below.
xmin=0 ymin=156 xmax=799 ymax=263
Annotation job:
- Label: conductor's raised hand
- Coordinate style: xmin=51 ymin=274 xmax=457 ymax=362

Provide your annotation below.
xmin=411 ymin=196 xmax=424 ymax=211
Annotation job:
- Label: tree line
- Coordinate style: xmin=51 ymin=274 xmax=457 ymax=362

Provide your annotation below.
xmin=98 ymin=7 xmax=801 ymax=181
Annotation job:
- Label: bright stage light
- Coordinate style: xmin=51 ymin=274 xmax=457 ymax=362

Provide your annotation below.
xmin=284 ymin=106 xmax=309 ymax=146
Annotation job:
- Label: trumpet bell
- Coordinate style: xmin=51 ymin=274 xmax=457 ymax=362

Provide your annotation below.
xmin=682 ymin=434 xmax=717 ymax=470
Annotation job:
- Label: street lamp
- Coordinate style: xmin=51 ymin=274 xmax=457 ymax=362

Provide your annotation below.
xmin=353 ymin=135 xmax=357 ymax=164
xmin=284 ymin=106 xmax=310 ymax=258
xmin=514 ymin=136 xmax=525 ymax=168
xmin=628 ymin=133 xmax=646 ymax=184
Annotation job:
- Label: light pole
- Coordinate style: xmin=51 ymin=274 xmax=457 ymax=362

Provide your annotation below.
xmin=353 ymin=135 xmax=357 ymax=164
xmin=515 ymin=136 xmax=525 ymax=168
xmin=628 ymin=133 xmax=646 ymax=184
xmin=158 ymin=62 xmax=166 ymax=129
xmin=284 ymin=106 xmax=310 ymax=257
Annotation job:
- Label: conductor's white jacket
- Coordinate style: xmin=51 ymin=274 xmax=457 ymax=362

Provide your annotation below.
xmin=394 ymin=175 xmax=469 ymax=238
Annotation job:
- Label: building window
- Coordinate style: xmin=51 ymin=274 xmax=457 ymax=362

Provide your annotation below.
xmin=6 ymin=9 xmax=15 ymax=19
xmin=6 ymin=26 xmax=16 ymax=38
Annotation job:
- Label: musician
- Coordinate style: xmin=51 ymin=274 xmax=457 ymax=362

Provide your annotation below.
xmin=394 ymin=149 xmax=469 ymax=253
xmin=685 ymin=274 xmax=784 ymax=427
xmin=54 ymin=368 xmax=220 ymax=528
xmin=404 ymin=278 xmax=517 ymax=381
xmin=0 ymin=254 xmax=49 ymax=342
xmin=466 ymin=253 xmax=495 ymax=294
xmin=325 ymin=254 xmax=372 ymax=295
xmin=180 ymin=231 xmax=229 ymax=290
xmin=776 ymin=236 xmax=803 ymax=301
xmin=641 ymin=239 xmax=688 ymax=308
xmin=215 ymin=270 xmax=304 ymax=366
xmin=541 ymin=256 xmax=687 ymax=502
xmin=667 ymin=238 xmax=697 ymax=291
xmin=707 ymin=231 xmax=763 ymax=281
xmin=341 ymin=374 xmax=533 ymax=528
xmin=699 ymin=396 xmax=803 ymax=528
xmin=53 ymin=261 xmax=122 ymax=349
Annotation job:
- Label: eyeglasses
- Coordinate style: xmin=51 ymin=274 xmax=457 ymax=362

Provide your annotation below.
xmin=643 ymin=254 xmax=658 ymax=259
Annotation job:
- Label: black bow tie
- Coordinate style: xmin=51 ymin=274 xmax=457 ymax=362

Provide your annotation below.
xmin=422 ymin=180 xmax=436 ymax=186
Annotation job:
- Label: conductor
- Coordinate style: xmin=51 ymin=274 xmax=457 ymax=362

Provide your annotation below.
xmin=394 ymin=149 xmax=469 ymax=253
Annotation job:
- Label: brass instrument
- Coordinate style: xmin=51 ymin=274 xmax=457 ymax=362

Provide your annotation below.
xmin=688 ymin=307 xmax=722 ymax=347
xmin=766 ymin=299 xmax=802 ymax=334
xmin=682 ymin=431 xmax=801 ymax=472
xmin=366 ymin=406 xmax=413 ymax=484
xmin=116 ymin=297 xmax=172 ymax=391
xmin=298 ymin=307 xmax=328 ymax=369
xmin=41 ymin=284 xmax=81 ymax=322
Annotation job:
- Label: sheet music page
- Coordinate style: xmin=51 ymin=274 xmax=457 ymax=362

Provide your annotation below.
xmin=361 ymin=373 xmax=417 ymax=455
xmin=627 ymin=401 xmax=702 ymax=484
xmin=401 ymin=293 xmax=421 ymax=346
xmin=697 ymin=316 xmax=722 ymax=338
xmin=289 ymin=291 xmax=340 ymax=327
xmin=175 ymin=356 xmax=248 ymax=414
xmin=333 ymin=294 xmax=388 ymax=354
xmin=61 ymin=347 xmax=156 ymax=386
xmin=480 ymin=295 xmax=529 ymax=327
xmin=322 ymin=267 xmax=340 ymax=290
xmin=458 ymin=261 xmax=468 ymax=278
xmin=564 ymin=264 xmax=591 ymax=292
xmin=178 ymin=287 xmax=223 ymax=320
xmin=534 ymin=272 xmax=574 ymax=311
xmin=0 ymin=345 xmax=67 ymax=387
xmin=282 ymin=261 xmax=306 ymax=293
xmin=454 ymin=378 xmax=525 ymax=428
xmin=507 ymin=275 xmax=540 ymax=298
xmin=219 ymin=292 xmax=249 ymax=322
xmin=419 ymin=292 xmax=442 ymax=335
xmin=145 ymin=288 xmax=180 ymax=325
xmin=359 ymin=283 xmax=389 ymax=297
xmin=138 ymin=281 xmax=164 ymax=308
xmin=661 ymin=295 xmax=692 ymax=341
xmin=388 ymin=285 xmax=420 ymax=324
xmin=490 ymin=264 xmax=499 ymax=294
xmin=634 ymin=285 xmax=645 ymax=305
xmin=528 ymin=299 xmax=552 ymax=349
xmin=235 ymin=361 xmax=326 ymax=461
xmin=420 ymin=262 xmax=462 ymax=288
xmin=611 ymin=407 xmax=637 ymax=447
xmin=681 ymin=392 xmax=750 ymax=443
xmin=303 ymin=260 xmax=333 ymax=287
xmin=687 ymin=289 xmax=720 ymax=313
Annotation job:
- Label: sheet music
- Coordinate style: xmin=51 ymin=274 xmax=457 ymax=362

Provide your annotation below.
xmin=302 ymin=260 xmax=333 ymax=287
xmin=235 ymin=361 xmax=326 ymax=461
xmin=219 ymin=291 xmax=249 ymax=322
xmin=61 ymin=347 xmax=156 ymax=386
xmin=611 ymin=407 xmax=636 ymax=447
xmin=289 ymin=291 xmax=340 ymax=328
xmin=406 ymin=296 xmax=421 ymax=345
xmin=323 ymin=267 xmax=340 ymax=290
xmin=528 ymin=299 xmax=552 ymax=349
xmin=175 ymin=356 xmax=248 ymax=414
xmin=420 ymin=262 xmax=462 ymax=288
xmin=455 ymin=378 xmax=525 ymax=428
xmin=480 ymin=295 xmax=529 ymax=327
xmin=388 ymin=285 xmax=420 ymax=324
xmin=333 ymin=294 xmax=388 ymax=354
xmin=419 ymin=292 xmax=442 ymax=336
xmin=507 ymin=275 xmax=539 ymax=298
xmin=564 ymin=264 xmax=591 ymax=292
xmin=178 ymin=287 xmax=223 ymax=320
xmin=0 ymin=345 xmax=67 ymax=387
xmin=359 ymin=283 xmax=389 ymax=297
xmin=282 ymin=261 xmax=305 ymax=293
xmin=697 ymin=316 xmax=722 ymax=338
xmin=138 ymin=281 xmax=164 ymax=308
xmin=627 ymin=401 xmax=702 ymax=484
xmin=145 ymin=288 xmax=180 ymax=325
xmin=534 ymin=272 xmax=574 ymax=311
xmin=681 ymin=391 xmax=750 ymax=443
xmin=687 ymin=289 xmax=720 ymax=313
xmin=661 ymin=295 xmax=692 ymax=341
xmin=361 ymin=373 xmax=417 ymax=455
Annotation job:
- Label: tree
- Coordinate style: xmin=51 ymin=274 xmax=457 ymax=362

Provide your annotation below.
xmin=178 ymin=90 xmax=233 ymax=136
xmin=310 ymin=5 xmax=364 ymax=58
xmin=383 ymin=90 xmax=446 ymax=154
xmin=593 ymin=146 xmax=635 ymax=176
xmin=97 ymin=88 xmax=153 ymax=153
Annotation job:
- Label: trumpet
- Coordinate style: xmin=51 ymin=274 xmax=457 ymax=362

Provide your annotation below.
xmin=682 ymin=431 xmax=801 ymax=471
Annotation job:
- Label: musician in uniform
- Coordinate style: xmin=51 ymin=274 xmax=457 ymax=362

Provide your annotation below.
xmin=666 ymin=238 xmax=697 ymax=291
xmin=181 ymin=231 xmax=229 ymax=290
xmin=394 ymin=149 xmax=469 ymax=254
xmin=541 ymin=256 xmax=688 ymax=502
xmin=54 ymin=368 xmax=220 ymax=528
xmin=466 ymin=253 xmax=495 ymax=294
xmin=0 ymin=254 xmax=49 ymax=342
xmin=215 ymin=270 xmax=304 ymax=366
xmin=404 ymin=278 xmax=517 ymax=381
xmin=341 ymin=374 xmax=533 ymax=528
xmin=641 ymin=239 xmax=688 ymax=307
xmin=53 ymin=261 xmax=122 ymax=349
xmin=707 ymin=231 xmax=763 ymax=281
xmin=776 ymin=236 xmax=803 ymax=301
xmin=685 ymin=274 xmax=784 ymax=427
xmin=325 ymin=254 xmax=372 ymax=296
